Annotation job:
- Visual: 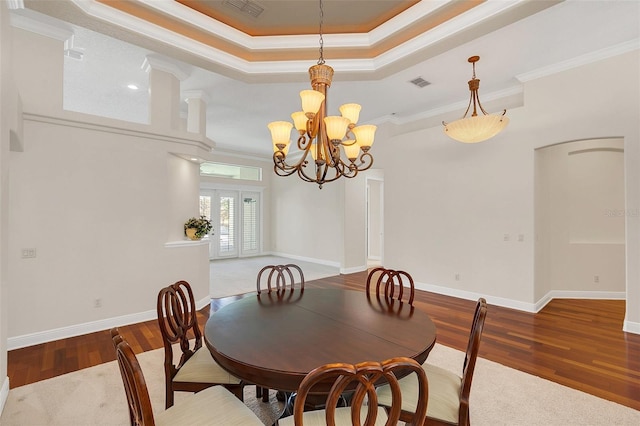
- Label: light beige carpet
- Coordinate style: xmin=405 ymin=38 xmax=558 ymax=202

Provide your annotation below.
xmin=0 ymin=345 xmax=283 ymax=426
xmin=2 ymin=344 xmax=639 ymax=425
xmin=210 ymin=255 xmax=340 ymax=299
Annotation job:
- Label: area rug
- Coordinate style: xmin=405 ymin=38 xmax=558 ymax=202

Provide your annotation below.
xmin=210 ymin=255 xmax=340 ymax=299
xmin=2 ymin=344 xmax=639 ymax=425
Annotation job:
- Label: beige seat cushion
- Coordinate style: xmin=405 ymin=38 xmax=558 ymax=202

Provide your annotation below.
xmin=376 ymin=363 xmax=462 ymax=424
xmin=156 ymin=385 xmax=262 ymax=425
xmin=173 ymin=346 xmax=242 ymax=384
xmin=279 ymin=406 xmax=388 ymax=426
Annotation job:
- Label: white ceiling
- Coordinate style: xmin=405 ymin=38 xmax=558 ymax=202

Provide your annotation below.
xmin=11 ymin=0 xmax=640 ymax=157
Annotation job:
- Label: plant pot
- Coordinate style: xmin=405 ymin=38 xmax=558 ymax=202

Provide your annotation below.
xmin=185 ymin=228 xmax=201 ymax=240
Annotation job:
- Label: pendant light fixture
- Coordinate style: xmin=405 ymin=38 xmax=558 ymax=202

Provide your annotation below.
xmin=443 ymin=56 xmax=509 ymax=143
xmin=267 ymin=0 xmax=376 ymax=189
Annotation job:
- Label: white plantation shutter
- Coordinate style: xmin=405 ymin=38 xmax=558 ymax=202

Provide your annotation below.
xmin=219 ymin=195 xmax=236 ymax=255
xmin=242 ymin=194 xmax=258 ymax=253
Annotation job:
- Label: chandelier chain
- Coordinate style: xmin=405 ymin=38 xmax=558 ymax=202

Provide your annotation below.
xmin=317 ymin=0 xmax=325 ymax=65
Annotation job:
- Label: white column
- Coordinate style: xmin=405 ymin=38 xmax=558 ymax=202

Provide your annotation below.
xmin=142 ymin=54 xmax=189 ymax=132
xmin=183 ymin=90 xmax=209 ymax=137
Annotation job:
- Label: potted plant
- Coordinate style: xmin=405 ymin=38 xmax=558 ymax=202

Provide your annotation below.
xmin=184 ymin=216 xmax=213 ymax=240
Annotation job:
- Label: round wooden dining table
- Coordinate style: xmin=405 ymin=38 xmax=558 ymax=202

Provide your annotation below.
xmin=204 ymin=288 xmax=437 ymax=392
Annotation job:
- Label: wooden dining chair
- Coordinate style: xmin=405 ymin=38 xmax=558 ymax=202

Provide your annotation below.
xmin=278 ymin=357 xmax=429 ymax=426
xmin=255 ymin=263 xmax=305 ymax=402
xmin=376 ymin=298 xmax=488 ymax=426
xmin=156 ymin=280 xmax=244 ymax=409
xmin=366 ymin=267 xmax=415 ymax=306
xmin=110 ymin=328 xmax=262 ymax=426
xmin=256 ymin=263 xmax=305 ymax=294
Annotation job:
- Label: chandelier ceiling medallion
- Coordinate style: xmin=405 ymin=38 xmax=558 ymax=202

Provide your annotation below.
xmin=443 ymin=56 xmax=509 ymax=143
xmin=267 ymin=0 xmax=376 ymax=189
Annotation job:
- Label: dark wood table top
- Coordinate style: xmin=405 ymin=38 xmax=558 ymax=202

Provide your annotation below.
xmin=204 ymin=288 xmax=437 ymax=392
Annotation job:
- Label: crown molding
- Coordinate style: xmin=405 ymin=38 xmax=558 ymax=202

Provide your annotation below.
xmin=207 ymin=147 xmax=273 ymax=163
xmin=9 ymin=8 xmax=73 ymax=41
xmin=393 ymin=85 xmax=524 ymax=126
xmin=66 ymin=0 xmax=530 ymax=77
xmin=516 ymin=39 xmax=640 ymax=83
xmin=137 ymin=0 xmax=450 ymax=50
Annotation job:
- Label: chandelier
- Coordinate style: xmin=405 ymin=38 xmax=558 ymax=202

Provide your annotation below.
xmin=443 ymin=56 xmax=509 ymax=143
xmin=267 ymin=0 xmax=376 ymax=189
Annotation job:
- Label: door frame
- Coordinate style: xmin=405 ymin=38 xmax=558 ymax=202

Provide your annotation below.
xmin=200 ymin=183 xmax=265 ymax=259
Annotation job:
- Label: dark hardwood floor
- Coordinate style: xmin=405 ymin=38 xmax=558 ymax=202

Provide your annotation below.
xmin=7 ymin=271 xmax=640 ymax=411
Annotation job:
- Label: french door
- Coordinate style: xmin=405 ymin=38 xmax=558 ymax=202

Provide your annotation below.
xmin=200 ymin=189 xmax=261 ymax=259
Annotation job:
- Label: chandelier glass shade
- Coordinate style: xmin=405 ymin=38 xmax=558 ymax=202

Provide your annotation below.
xmin=268 ymin=0 xmax=375 ymax=189
xmin=443 ymin=56 xmax=509 ymax=143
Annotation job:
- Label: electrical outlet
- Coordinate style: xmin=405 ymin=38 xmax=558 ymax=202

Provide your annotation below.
xmin=21 ymin=248 xmax=36 ymax=258
xmin=455 ymin=273 xmax=460 ymax=281
xmin=503 ymin=234 xmax=510 ymax=242
xmin=94 ymin=298 xmax=102 ymax=308
xmin=518 ymin=234 xmax=524 ymax=242
xmin=594 ymin=275 xmax=599 ymax=283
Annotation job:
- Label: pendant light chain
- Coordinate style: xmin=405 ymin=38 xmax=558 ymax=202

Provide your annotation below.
xmin=317 ymin=0 xmax=325 ymax=65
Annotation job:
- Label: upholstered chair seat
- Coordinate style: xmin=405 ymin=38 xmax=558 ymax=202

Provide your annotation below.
xmin=111 ymin=328 xmax=262 ymax=426
xmin=376 ymin=298 xmax=487 ymax=426
xmin=172 ymin=345 xmax=241 ymax=385
xmin=377 ymin=363 xmax=462 ymax=424
xmin=157 ymin=280 xmax=245 ymax=408
xmin=154 ymin=385 xmax=262 ymax=426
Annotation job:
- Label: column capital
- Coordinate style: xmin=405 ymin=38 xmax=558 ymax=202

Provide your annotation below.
xmin=142 ymin=54 xmax=190 ymax=81
xmin=183 ymin=90 xmax=210 ymax=105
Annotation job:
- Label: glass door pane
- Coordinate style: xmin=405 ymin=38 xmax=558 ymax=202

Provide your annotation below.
xmin=199 ymin=192 xmax=215 ymax=259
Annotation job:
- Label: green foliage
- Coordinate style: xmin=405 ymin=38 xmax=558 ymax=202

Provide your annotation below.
xmin=184 ymin=216 xmax=213 ymax=239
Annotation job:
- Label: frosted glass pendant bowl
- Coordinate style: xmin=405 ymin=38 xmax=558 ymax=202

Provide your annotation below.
xmin=443 ymin=55 xmax=509 ymax=143
xmin=444 ymin=113 xmax=509 ymax=143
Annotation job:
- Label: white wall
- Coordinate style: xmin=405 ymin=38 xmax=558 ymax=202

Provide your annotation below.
xmin=342 ymin=173 xmax=367 ymax=273
xmin=0 ymin=0 xmax=13 ymax=412
xmin=367 ymin=175 xmax=384 ymax=263
xmin=379 ymin=119 xmax=535 ymax=305
xmin=374 ymin=50 xmax=639 ymax=323
xmin=5 ymin=26 xmax=213 ymax=348
xmin=270 ymin=172 xmax=343 ymax=267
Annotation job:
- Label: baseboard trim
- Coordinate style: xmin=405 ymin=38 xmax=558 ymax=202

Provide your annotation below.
xmin=267 ymin=251 xmax=365 ymax=274
xmin=623 ymin=319 xmax=640 ymax=335
xmin=268 ymin=251 xmax=341 ymax=268
xmin=340 ymin=265 xmax=368 ymax=274
xmin=415 ymin=282 xmax=628 ymax=314
xmin=5 ymin=282 xmax=633 ymax=349
xmin=0 ymin=376 xmax=9 ymax=416
xmin=414 ymin=281 xmax=539 ymax=312
xmin=7 ymin=296 xmax=210 ymax=350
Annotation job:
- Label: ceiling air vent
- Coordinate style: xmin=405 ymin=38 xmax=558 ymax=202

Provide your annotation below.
xmin=409 ymin=77 xmax=431 ymax=88
xmin=224 ymin=0 xmax=265 ymax=18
